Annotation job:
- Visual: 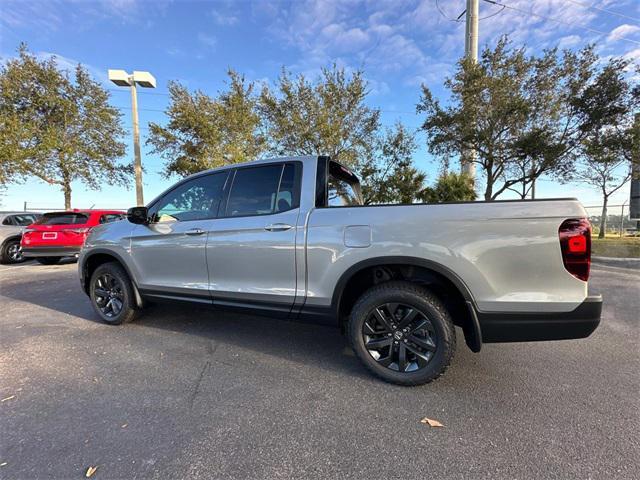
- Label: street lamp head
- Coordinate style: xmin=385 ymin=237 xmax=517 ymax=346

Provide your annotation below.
xmin=108 ymin=69 xmax=132 ymax=87
xmin=132 ymin=71 xmax=156 ymax=88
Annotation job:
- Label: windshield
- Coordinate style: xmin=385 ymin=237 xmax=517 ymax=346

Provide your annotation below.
xmin=35 ymin=212 xmax=89 ymax=225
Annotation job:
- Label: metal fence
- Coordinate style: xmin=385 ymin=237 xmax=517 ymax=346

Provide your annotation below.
xmin=21 ymin=202 xmax=129 ymax=213
xmin=583 ymin=204 xmax=639 ymax=237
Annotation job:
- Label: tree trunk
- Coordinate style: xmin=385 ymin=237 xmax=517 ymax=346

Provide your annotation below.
xmin=599 ymin=197 xmax=608 ymax=239
xmin=484 ymin=179 xmax=493 ymax=201
xmin=63 ymin=181 xmax=72 ymax=210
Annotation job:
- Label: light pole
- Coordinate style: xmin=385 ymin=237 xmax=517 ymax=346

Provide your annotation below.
xmin=108 ymin=69 xmax=156 ymax=206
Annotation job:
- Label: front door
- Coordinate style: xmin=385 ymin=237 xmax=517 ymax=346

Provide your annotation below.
xmin=130 ymin=171 xmax=229 ymax=302
xmin=206 ymin=162 xmax=301 ymax=316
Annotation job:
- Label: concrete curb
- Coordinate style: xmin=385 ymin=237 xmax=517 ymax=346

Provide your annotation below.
xmin=592 ymin=256 xmax=640 ymax=270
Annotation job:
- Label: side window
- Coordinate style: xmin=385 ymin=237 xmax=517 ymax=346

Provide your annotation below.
xmin=327 ymin=161 xmax=362 ymax=207
xmin=11 ymin=214 xmax=37 ymax=226
xmin=99 ymin=214 xmax=123 ymax=224
xmin=2 ymin=217 xmax=13 ymax=226
xmin=152 ymin=172 xmax=228 ymax=223
xmin=225 ymin=164 xmax=285 ymax=217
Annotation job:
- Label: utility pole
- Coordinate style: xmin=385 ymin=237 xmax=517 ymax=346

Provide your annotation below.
xmin=108 ymin=69 xmax=156 ymax=207
xmin=462 ymin=0 xmax=479 ymax=179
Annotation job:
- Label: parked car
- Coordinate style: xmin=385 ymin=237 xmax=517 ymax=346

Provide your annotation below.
xmin=22 ymin=210 xmax=125 ymax=265
xmin=78 ymin=156 xmax=601 ymax=385
xmin=0 ymin=211 xmax=42 ymax=264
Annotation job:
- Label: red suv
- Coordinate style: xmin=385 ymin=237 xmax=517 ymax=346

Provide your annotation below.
xmin=21 ymin=210 xmax=125 ymax=265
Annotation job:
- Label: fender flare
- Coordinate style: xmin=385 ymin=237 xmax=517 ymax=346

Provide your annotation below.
xmin=81 ymin=248 xmax=144 ymax=308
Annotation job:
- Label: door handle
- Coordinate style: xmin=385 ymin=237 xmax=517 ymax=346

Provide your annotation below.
xmin=185 ymin=228 xmax=206 ymax=236
xmin=264 ymin=223 xmax=293 ymax=232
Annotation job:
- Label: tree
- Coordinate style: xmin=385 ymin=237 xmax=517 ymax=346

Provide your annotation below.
xmin=418 ymin=36 xmax=598 ymax=200
xmin=258 ymin=65 xmax=380 ymax=169
xmin=360 ymin=123 xmax=426 ymax=204
xmin=572 ymin=61 xmax=640 ymax=238
xmin=420 ymin=172 xmax=476 ymax=203
xmin=0 ymin=44 xmax=130 ymax=208
xmin=147 ymin=69 xmax=265 ymax=178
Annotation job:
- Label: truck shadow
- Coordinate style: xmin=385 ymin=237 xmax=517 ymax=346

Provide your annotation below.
xmin=2 ymin=274 xmax=372 ymax=380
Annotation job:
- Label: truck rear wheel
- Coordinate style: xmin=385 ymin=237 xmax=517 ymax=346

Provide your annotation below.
xmin=348 ymin=281 xmax=456 ymax=386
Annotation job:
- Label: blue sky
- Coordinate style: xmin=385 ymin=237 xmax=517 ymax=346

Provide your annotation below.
xmin=1 ymin=0 xmax=639 ymax=211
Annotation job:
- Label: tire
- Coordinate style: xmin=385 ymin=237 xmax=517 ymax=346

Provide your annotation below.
xmin=1 ymin=239 xmax=25 ymax=264
xmin=89 ymin=262 xmax=139 ymax=325
xmin=36 ymin=257 xmax=62 ymax=265
xmin=348 ymin=281 xmax=456 ymax=386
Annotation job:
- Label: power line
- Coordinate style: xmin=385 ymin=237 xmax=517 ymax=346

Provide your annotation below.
xmin=482 ymin=0 xmax=640 ymax=46
xmin=108 ymin=88 xmax=170 ymax=96
xmin=563 ymin=0 xmax=640 ymax=24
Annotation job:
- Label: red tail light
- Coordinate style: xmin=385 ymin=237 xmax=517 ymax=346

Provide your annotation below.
xmin=65 ymin=227 xmax=91 ymax=234
xmin=559 ymin=218 xmax=591 ymax=281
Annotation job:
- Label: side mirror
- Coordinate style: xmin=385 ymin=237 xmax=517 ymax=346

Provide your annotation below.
xmin=127 ymin=206 xmax=149 ymax=225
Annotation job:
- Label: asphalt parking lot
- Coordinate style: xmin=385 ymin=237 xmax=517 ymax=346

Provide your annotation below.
xmin=1 ymin=260 xmax=638 ymax=479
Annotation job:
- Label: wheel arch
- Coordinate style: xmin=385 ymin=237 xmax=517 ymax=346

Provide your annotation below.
xmin=82 ymin=249 xmax=144 ymax=308
xmin=1 ymin=234 xmax=22 ymax=249
xmin=332 ymin=256 xmax=482 ymax=352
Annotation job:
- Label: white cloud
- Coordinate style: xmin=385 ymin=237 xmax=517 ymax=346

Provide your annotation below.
xmin=607 ymin=24 xmax=640 ymax=43
xmin=211 ymin=9 xmax=238 ymax=26
xmin=557 ymin=35 xmax=581 ymax=49
xmin=198 ymin=32 xmax=217 ymax=49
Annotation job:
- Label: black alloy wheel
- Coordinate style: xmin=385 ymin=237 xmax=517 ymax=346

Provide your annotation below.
xmin=7 ymin=242 xmax=23 ymax=262
xmin=362 ymin=302 xmax=437 ymax=373
xmin=348 ymin=281 xmax=456 ymax=386
xmin=93 ymin=273 xmax=125 ymax=319
xmin=89 ymin=262 xmax=139 ymax=325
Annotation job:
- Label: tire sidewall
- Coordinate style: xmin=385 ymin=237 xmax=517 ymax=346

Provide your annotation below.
xmin=89 ymin=263 xmax=135 ymax=325
xmin=349 ymin=284 xmax=454 ymax=385
xmin=1 ymin=239 xmax=24 ymax=264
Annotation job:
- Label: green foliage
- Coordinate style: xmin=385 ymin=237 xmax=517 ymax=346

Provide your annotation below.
xmin=420 ymin=172 xmax=476 ymax=203
xmin=572 ymin=61 xmax=639 ymax=238
xmin=258 ymin=65 xmax=380 ymax=169
xmin=360 ymin=123 xmax=426 ymax=204
xmin=418 ymin=36 xmax=600 ymax=200
xmin=147 ymin=69 xmax=265 ymax=178
xmin=0 ymin=44 xmax=129 ymax=208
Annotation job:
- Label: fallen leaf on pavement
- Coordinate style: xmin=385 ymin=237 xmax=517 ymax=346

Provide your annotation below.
xmin=85 ymin=466 xmax=98 ymax=477
xmin=1 ymin=395 xmax=15 ymax=402
xmin=420 ymin=417 xmax=444 ymax=427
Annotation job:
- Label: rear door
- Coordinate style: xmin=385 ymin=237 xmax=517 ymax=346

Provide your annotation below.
xmin=130 ymin=171 xmax=229 ymax=301
xmin=206 ymin=162 xmax=301 ymax=316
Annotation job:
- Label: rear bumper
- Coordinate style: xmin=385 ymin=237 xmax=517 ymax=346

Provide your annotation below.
xmin=22 ymin=246 xmax=81 ymax=258
xmin=477 ymin=295 xmax=602 ymax=343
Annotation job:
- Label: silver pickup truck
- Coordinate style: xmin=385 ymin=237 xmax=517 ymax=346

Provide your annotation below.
xmin=79 ymin=156 xmax=602 ymax=385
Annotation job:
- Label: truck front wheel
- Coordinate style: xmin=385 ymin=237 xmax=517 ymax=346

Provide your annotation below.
xmin=348 ymin=281 xmax=456 ymax=386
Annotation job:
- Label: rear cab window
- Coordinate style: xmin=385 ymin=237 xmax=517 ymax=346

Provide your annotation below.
xmin=327 ymin=160 xmax=363 ymax=207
